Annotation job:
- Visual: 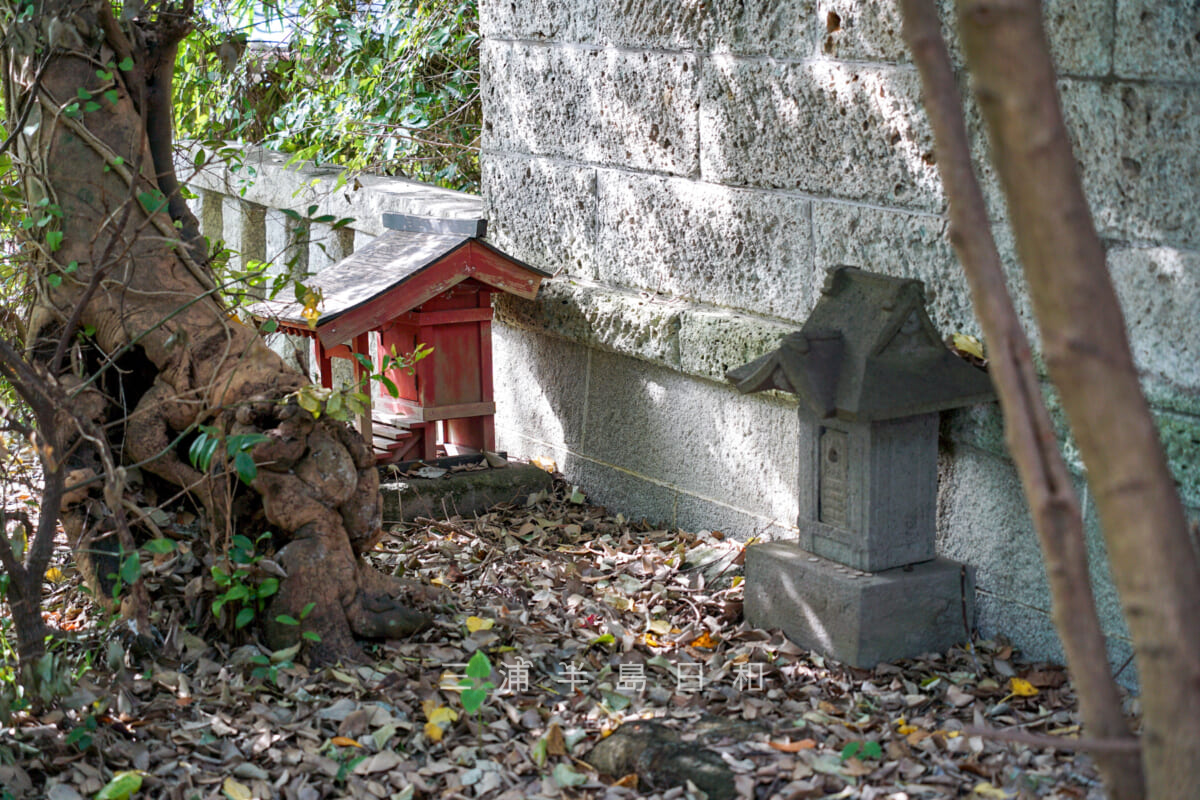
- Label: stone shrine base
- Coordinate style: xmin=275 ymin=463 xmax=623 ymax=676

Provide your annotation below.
xmin=744 ymin=542 xmax=975 ymax=668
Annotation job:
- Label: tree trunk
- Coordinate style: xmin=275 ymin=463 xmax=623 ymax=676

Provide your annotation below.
xmin=5 ymin=0 xmax=426 ymax=664
xmin=955 ymin=0 xmax=1200 ymax=795
xmin=898 ymin=2 xmax=1144 ymax=795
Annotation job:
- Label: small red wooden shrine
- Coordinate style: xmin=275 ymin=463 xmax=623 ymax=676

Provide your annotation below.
xmin=263 ymin=215 xmax=548 ymax=463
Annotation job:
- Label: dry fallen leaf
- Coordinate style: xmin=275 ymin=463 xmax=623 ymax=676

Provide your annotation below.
xmin=330 ymin=736 xmax=362 ymax=748
xmin=465 ymin=616 xmax=495 ymax=633
xmin=1009 ymin=677 xmax=1039 ymax=697
xmin=768 ymin=738 xmax=817 ymax=752
xmin=222 ymin=777 xmax=252 ymax=800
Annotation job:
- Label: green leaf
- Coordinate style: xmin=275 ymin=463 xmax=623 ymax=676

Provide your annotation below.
xmin=862 ymin=740 xmax=882 ymax=760
xmin=45 ymin=231 xmax=63 ymax=251
xmin=77 ymin=87 xmax=93 ymax=100
xmin=552 ymin=763 xmax=587 ymax=788
xmin=275 ymin=614 xmax=299 ymax=626
xmin=840 ymin=741 xmax=862 ymax=762
xmin=260 ymin=318 xmax=278 ymax=334
xmin=137 ymin=190 xmax=168 ymax=215
xmin=301 ymin=631 xmax=321 ymax=643
xmin=118 ymin=56 xmax=134 ymax=71
xmin=84 ymin=101 xmax=101 ymax=113
xmin=103 ymin=89 xmax=120 ymax=105
xmin=465 ymin=650 xmax=491 ymax=680
xmin=188 ymin=431 xmax=218 ymax=471
xmin=119 ymin=552 xmax=141 ymax=586
xmin=95 ymin=770 xmax=143 ymax=800
xmin=233 ymin=450 xmax=257 ymax=484
xmin=47 ymin=274 xmax=62 ymax=287
xmin=235 ymin=607 xmax=255 ymax=629
xmin=257 ymin=577 xmax=279 ymax=599
xmin=142 ymin=538 xmax=176 ymax=554
xmin=300 ymin=602 xmax=316 ymax=619
xmin=461 ymin=688 xmax=486 ymax=714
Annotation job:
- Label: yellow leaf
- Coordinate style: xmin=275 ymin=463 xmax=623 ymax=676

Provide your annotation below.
xmin=428 ymin=705 xmax=458 ymax=726
xmin=44 ymin=567 xmax=65 ymax=583
xmin=642 ymin=633 xmax=663 ymax=648
xmin=531 ymin=456 xmax=557 ymax=473
xmin=424 ymin=721 xmax=446 ymax=742
xmin=465 ymin=616 xmax=495 ymax=633
xmin=222 ymin=777 xmax=252 ymax=800
xmin=430 ymin=576 xmax=447 ymax=587
xmin=1009 ymin=677 xmax=1039 ymax=697
xmin=952 ymin=332 xmax=985 ymax=360
xmin=896 ymin=724 xmax=918 ymax=735
xmin=971 ymin=782 xmax=1014 ymax=799
xmin=731 ymin=575 xmax=744 ymax=588
xmin=421 ymin=699 xmax=439 ymax=718
xmin=690 ymin=631 xmax=719 ymax=649
xmin=331 ymin=736 xmax=362 ymax=748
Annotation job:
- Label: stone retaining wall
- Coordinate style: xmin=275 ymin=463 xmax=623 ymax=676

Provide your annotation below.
xmin=477 ymin=0 xmax=1200 ymax=682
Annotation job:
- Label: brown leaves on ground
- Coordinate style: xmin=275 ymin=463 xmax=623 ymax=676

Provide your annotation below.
xmin=1 ymin=480 xmax=1125 ymax=799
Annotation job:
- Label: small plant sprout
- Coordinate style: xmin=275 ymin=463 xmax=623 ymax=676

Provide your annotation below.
xmin=459 ymin=650 xmax=496 ymax=715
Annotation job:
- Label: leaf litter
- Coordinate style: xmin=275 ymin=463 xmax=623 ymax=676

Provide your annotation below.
xmin=1 ymin=478 xmax=1129 ymax=799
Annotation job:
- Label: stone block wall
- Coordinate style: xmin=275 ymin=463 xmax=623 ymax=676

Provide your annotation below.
xmin=478 ymin=0 xmax=1200 ymax=678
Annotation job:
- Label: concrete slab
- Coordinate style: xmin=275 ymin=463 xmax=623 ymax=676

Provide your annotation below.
xmin=744 ymin=541 xmax=973 ymax=667
xmin=380 ymin=463 xmax=554 ymax=523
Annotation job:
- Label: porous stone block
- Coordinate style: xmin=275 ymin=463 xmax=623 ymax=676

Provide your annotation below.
xmin=797 ymin=415 xmax=939 ymax=571
xmin=593 ymin=0 xmax=709 ymax=50
xmin=482 ymin=41 xmax=700 ymax=176
xmin=492 ymin=323 xmax=590 ymax=452
xmin=583 ymin=350 xmax=800 ymax=527
xmin=678 ymin=310 xmax=800 ymax=383
xmin=745 ymin=542 xmax=974 ymax=667
xmin=596 ymin=172 xmax=814 ymax=320
xmin=705 ymin=0 xmax=818 ymax=57
xmin=565 ymin=457 xmax=682 ymax=530
xmin=482 ymin=155 xmax=598 ymax=279
xmin=673 ymin=492 xmax=797 ymax=543
xmin=1039 ymin=0 xmax=1114 ymax=75
xmin=700 ymin=58 xmax=941 ymax=212
xmin=493 ymin=280 xmax=682 ymax=367
xmin=812 ymin=202 xmax=1032 ymax=336
xmin=815 ymin=0 xmax=911 ymax=62
xmin=936 ymin=444 xmax=1053 ymax=611
xmin=1060 ymin=79 xmax=1200 ymax=250
xmin=380 ymin=463 xmax=555 ymax=523
xmin=1153 ymin=412 xmax=1200 ymax=509
xmin=480 ymin=0 xmax=592 ymax=43
xmin=1114 ymin=0 xmax=1200 ymax=81
xmin=1108 ymin=246 xmax=1200 ymax=397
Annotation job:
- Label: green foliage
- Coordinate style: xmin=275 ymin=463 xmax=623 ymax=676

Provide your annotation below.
xmin=840 ymin=740 xmax=882 ymax=762
xmin=188 ymin=425 xmax=270 ymax=485
xmin=211 ymin=532 xmax=279 ymax=628
xmin=175 ymin=0 xmax=480 ymax=190
xmin=458 ymin=649 xmax=495 ymax=715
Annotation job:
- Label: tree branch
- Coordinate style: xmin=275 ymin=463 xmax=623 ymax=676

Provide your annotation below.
xmin=898 ymin=2 xmax=1144 ymax=798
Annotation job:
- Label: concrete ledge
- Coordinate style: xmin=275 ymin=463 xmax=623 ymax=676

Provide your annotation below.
xmin=744 ymin=541 xmax=974 ymax=667
xmin=380 ymin=463 xmax=554 ymax=523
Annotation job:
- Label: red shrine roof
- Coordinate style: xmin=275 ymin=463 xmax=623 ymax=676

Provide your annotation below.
xmin=255 ymin=225 xmax=549 ymax=346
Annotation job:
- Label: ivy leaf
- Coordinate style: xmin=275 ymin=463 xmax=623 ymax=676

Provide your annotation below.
xmin=143 ymin=538 xmax=176 ymax=554
xmin=118 ymin=56 xmax=134 ymax=71
xmin=465 ymin=650 xmax=491 ymax=680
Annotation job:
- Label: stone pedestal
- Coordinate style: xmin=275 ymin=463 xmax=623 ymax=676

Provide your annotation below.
xmin=744 ymin=541 xmax=974 ymax=668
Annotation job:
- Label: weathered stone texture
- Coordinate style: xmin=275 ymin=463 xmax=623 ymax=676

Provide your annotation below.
xmin=482 ymin=41 xmax=700 ymax=175
xmin=584 ymin=350 xmax=800 ymax=525
xmin=745 ymin=543 xmax=973 ymax=667
xmin=678 ymin=310 xmax=799 ymax=384
xmin=1061 ymin=80 xmax=1200 ymax=250
xmin=592 ymin=0 xmax=709 ymax=50
xmin=700 ymin=58 xmax=942 ymax=211
xmin=1114 ymin=0 xmax=1200 ymax=81
xmin=492 ymin=324 xmax=591 ymax=452
xmin=494 ymin=280 xmax=682 ymax=367
xmin=705 ymin=0 xmax=819 ymax=57
xmin=597 ymin=172 xmax=813 ymax=319
xmin=482 ymin=155 xmax=598 ymax=279
xmin=480 ymin=0 xmax=593 ymax=42
xmin=815 ymin=0 xmax=910 ymax=62
xmin=1108 ymin=246 xmax=1200 ymax=397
